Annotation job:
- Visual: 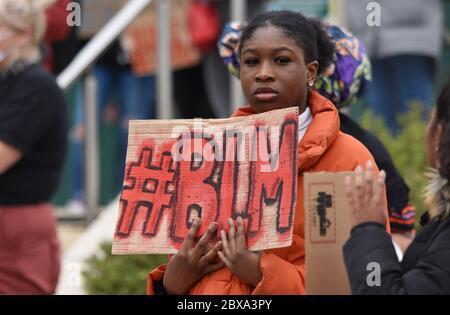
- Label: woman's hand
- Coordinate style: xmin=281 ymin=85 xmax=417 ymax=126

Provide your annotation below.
xmin=218 ymin=217 xmax=262 ymax=287
xmin=345 ymin=160 xmax=388 ymax=228
xmin=163 ymin=218 xmax=224 ymax=295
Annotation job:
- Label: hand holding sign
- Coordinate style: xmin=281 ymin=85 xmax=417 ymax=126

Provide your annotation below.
xmin=163 ymin=218 xmax=224 ymax=295
xmin=218 ymin=217 xmax=262 ymax=287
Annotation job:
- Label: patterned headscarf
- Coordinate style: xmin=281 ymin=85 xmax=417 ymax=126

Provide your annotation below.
xmin=217 ymin=22 xmax=372 ymax=108
xmin=217 ymin=21 xmax=242 ymax=79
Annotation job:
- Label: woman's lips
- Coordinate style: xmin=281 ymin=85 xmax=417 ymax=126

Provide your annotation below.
xmin=254 ymin=87 xmax=278 ymax=102
xmin=254 ymin=92 xmax=278 ymax=102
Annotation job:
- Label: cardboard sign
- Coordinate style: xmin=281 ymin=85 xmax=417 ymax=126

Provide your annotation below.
xmin=304 ymin=172 xmax=353 ymax=295
xmin=112 ymin=107 xmax=299 ymax=254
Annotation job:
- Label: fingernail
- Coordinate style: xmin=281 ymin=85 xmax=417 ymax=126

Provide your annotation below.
xmin=209 ymin=222 xmax=217 ymax=230
xmin=228 ymin=218 xmax=233 ymax=225
xmin=355 ymin=165 xmax=363 ymax=172
xmin=367 ymin=160 xmax=373 ymax=168
xmin=237 ymin=216 xmax=243 ymax=224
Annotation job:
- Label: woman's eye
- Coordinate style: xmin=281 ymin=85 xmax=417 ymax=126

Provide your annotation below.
xmin=275 ymin=57 xmax=290 ymax=64
xmin=244 ymin=58 xmax=258 ymax=65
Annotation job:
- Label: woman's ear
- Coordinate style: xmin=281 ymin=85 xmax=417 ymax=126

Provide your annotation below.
xmin=306 ymin=61 xmax=319 ymax=86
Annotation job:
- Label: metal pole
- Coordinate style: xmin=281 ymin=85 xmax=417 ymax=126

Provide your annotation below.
xmin=84 ymin=72 xmax=99 ymax=223
xmin=230 ymin=0 xmax=247 ymax=110
xmin=156 ymin=0 xmax=173 ymax=119
xmin=57 ymin=0 xmax=152 ymax=91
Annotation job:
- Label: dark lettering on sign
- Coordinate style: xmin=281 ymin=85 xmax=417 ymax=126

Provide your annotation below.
xmin=172 ymin=133 xmax=221 ymax=242
xmin=247 ymin=120 xmax=297 ymax=237
xmin=316 ymin=192 xmax=333 ymax=236
xmin=116 ymin=144 xmax=177 ymax=238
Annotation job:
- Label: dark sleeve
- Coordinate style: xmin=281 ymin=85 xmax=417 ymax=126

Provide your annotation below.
xmin=343 ymin=222 xmax=450 ymax=294
xmin=363 ymin=132 xmax=416 ymax=232
xmin=0 ymin=73 xmax=57 ymax=154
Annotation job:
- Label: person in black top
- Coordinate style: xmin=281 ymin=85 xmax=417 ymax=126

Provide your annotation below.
xmin=0 ymin=63 xmax=67 ymax=204
xmin=343 ymin=78 xmax=450 ymax=294
xmin=0 ymin=0 xmax=67 ymax=294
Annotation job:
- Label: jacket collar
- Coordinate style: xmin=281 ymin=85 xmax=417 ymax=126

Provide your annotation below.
xmin=231 ymin=90 xmax=340 ymax=172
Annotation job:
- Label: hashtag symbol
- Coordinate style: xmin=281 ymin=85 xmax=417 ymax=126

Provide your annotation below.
xmin=116 ymin=146 xmax=176 ymax=236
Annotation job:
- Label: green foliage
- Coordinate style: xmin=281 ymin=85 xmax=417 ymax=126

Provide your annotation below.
xmin=82 ymin=241 xmax=167 ymax=294
xmin=360 ymin=103 xmax=429 ymax=221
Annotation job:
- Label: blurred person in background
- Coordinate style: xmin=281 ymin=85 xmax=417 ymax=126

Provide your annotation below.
xmin=120 ymin=0 xmax=214 ymax=119
xmin=345 ymin=0 xmax=443 ymax=134
xmin=42 ymin=0 xmax=70 ymax=74
xmin=0 ymin=0 xmax=67 ymax=294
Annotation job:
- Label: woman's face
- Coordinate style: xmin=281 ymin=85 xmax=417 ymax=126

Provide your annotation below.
xmin=239 ymin=26 xmax=318 ymax=114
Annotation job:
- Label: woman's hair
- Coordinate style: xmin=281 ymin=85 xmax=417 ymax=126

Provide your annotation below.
xmin=435 ymin=78 xmax=450 ymax=182
xmin=0 ymin=0 xmax=55 ymax=62
xmin=238 ymin=10 xmax=335 ymax=75
xmin=425 ymin=78 xmax=450 ymax=220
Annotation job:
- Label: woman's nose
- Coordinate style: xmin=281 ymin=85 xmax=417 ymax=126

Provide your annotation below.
xmin=255 ymin=61 xmax=275 ymax=82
